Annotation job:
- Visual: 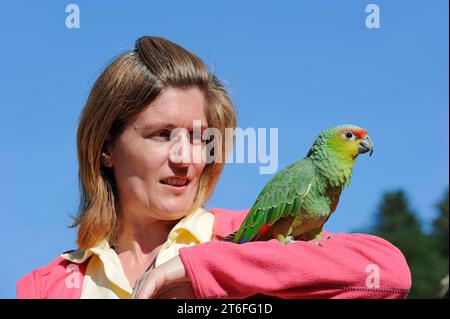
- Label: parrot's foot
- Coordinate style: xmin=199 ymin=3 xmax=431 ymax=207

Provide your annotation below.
xmin=285 ymin=236 xmax=295 ymax=244
xmin=277 ymin=235 xmax=295 ymax=245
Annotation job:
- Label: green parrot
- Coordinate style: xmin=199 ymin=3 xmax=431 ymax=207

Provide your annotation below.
xmin=226 ymin=124 xmax=374 ymax=244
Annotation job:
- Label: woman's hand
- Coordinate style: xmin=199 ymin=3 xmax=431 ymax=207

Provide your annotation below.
xmin=131 ymin=255 xmax=195 ymax=299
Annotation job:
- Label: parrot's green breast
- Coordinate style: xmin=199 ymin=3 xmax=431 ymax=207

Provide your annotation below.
xmin=290 ymin=180 xmax=343 ymax=240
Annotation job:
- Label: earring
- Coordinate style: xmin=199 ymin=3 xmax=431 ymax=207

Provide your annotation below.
xmin=102 ymin=153 xmax=112 ymax=167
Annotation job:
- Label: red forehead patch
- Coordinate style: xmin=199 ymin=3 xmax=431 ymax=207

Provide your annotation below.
xmin=351 ymin=129 xmax=367 ymax=139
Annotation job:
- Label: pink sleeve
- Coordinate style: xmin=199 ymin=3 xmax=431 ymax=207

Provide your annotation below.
xmin=179 ymin=232 xmax=411 ymax=299
xmin=16 ymin=269 xmax=41 ymax=299
xmin=16 ymin=255 xmax=86 ymax=299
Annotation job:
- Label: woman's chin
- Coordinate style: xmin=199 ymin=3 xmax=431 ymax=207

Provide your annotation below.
xmin=156 ymin=200 xmax=194 ymax=220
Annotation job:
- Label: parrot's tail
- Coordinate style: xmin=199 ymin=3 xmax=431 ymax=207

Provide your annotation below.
xmin=222 ymin=231 xmax=237 ymax=242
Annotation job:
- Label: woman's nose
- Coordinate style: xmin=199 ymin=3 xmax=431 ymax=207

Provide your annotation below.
xmin=169 ymin=131 xmax=190 ymax=166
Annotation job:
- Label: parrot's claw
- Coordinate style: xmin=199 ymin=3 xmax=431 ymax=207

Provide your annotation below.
xmin=285 ymin=236 xmax=295 ymax=244
xmin=276 ymin=235 xmax=295 ymax=245
xmin=277 ymin=235 xmax=296 ymax=245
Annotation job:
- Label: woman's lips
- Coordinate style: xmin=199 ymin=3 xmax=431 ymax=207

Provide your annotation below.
xmin=160 ymin=177 xmax=191 ymax=194
xmin=160 ymin=177 xmax=189 ymax=186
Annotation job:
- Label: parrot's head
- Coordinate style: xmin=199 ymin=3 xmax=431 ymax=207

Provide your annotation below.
xmin=307 ymin=125 xmax=373 ymax=187
xmin=308 ymin=124 xmax=374 ymax=163
xmin=325 ymin=124 xmax=374 ymax=161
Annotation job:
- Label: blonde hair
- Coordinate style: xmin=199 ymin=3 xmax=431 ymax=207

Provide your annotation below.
xmin=74 ymin=36 xmax=236 ymax=249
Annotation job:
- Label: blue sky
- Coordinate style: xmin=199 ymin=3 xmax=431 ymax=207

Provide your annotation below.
xmin=0 ymin=1 xmax=448 ymax=298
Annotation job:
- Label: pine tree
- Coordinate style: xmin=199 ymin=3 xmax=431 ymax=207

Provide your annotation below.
xmin=371 ymin=190 xmax=447 ymax=298
xmin=431 ymin=189 xmax=449 ymax=298
xmin=432 ymin=189 xmax=449 ymax=257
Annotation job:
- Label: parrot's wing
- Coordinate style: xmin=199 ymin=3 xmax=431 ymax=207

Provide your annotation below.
xmin=232 ymin=158 xmax=315 ymax=243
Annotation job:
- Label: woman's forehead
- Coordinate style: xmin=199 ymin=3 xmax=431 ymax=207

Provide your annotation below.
xmin=134 ymin=87 xmax=208 ymax=129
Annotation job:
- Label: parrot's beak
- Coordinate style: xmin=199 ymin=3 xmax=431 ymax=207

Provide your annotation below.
xmin=358 ymin=135 xmax=374 ymax=157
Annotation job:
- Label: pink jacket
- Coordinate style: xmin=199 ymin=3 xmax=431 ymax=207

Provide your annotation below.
xmin=17 ymin=208 xmax=411 ymax=299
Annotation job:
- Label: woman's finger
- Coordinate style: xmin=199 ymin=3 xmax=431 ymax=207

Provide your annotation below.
xmin=132 ymin=256 xmax=157 ymax=298
xmin=133 ymin=269 xmax=166 ymax=299
xmin=154 ymin=282 xmax=195 ymax=299
xmin=132 ymin=271 xmax=148 ymax=299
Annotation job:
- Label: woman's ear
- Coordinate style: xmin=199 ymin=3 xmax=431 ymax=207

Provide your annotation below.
xmin=101 ymin=135 xmax=113 ymax=168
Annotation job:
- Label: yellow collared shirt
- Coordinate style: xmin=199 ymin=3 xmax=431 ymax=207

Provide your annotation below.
xmin=61 ymin=207 xmax=215 ymax=299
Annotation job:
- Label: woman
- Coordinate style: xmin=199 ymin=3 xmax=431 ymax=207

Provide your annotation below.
xmin=16 ymin=36 xmax=411 ymax=299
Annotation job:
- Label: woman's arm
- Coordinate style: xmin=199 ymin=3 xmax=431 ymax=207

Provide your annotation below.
xmin=17 ymin=269 xmax=41 ymax=299
xmin=16 ymin=255 xmax=85 ymax=299
xmin=179 ymin=232 xmax=411 ymax=299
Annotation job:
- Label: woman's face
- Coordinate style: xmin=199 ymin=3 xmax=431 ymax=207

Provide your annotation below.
xmin=109 ymin=87 xmax=208 ymax=222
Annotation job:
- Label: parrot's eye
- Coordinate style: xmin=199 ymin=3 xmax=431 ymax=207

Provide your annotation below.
xmin=344 ymin=132 xmax=355 ymax=140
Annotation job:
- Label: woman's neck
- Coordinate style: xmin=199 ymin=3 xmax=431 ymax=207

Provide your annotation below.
xmin=113 ymin=213 xmax=179 ymax=288
xmin=115 ymin=214 xmax=178 ymax=257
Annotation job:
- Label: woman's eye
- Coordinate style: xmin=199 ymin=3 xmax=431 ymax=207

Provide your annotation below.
xmin=151 ymin=130 xmax=171 ymax=141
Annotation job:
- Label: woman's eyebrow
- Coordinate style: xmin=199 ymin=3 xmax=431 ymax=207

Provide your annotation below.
xmin=134 ymin=122 xmax=175 ymax=131
xmin=135 ymin=122 xmax=208 ymax=131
